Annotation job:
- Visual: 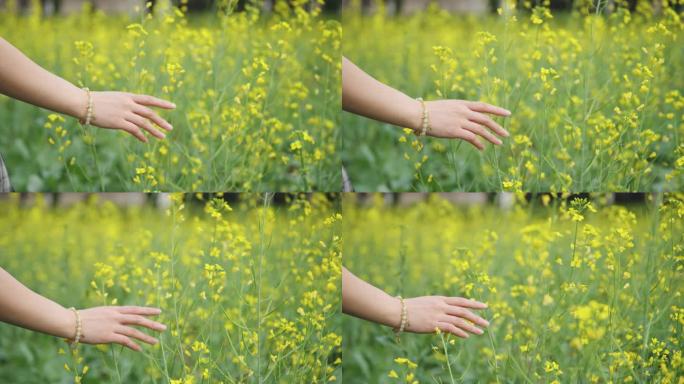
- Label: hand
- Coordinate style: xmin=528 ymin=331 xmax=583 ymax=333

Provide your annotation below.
xmin=86 ymin=91 xmax=176 ymax=143
xmin=419 ymin=100 xmax=511 ymax=150
xmin=402 ymin=296 xmax=490 ymax=338
xmin=69 ymin=306 xmax=167 ymax=351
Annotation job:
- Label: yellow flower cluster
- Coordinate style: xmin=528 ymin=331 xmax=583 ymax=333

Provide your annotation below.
xmin=0 ymin=0 xmax=340 ymax=191
xmin=0 ymin=193 xmax=341 ymax=382
xmin=342 ymin=1 xmax=683 ymax=192
xmin=343 ymin=193 xmax=683 ymax=382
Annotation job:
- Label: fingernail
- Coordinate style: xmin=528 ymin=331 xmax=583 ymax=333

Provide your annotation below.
xmin=171 ymin=103 xmax=176 ymax=108
xmin=152 ymin=338 xmax=159 ymax=344
xmin=167 ymin=124 xmax=173 ymax=131
xmin=496 ymin=139 xmax=503 ymax=145
xmin=159 ymin=133 xmax=166 ymax=139
xmin=505 ymin=109 xmax=512 ymax=116
xmin=478 ymin=329 xmax=484 ymax=335
xmin=504 ymin=131 xmax=510 ymax=137
xmin=160 ymin=324 xmax=167 ymax=330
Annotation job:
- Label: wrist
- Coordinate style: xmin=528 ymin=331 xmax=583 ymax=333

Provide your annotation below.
xmin=395 ymin=96 xmax=423 ymax=132
xmin=379 ymin=295 xmax=403 ymax=329
xmin=54 ymin=306 xmax=76 ymax=339
xmin=64 ymin=86 xmax=88 ymax=120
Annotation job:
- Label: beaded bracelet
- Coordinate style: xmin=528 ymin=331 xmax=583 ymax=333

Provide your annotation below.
xmin=394 ymin=296 xmax=408 ymax=342
xmin=68 ymin=307 xmax=82 ymax=345
xmin=416 ymin=97 xmax=430 ymax=136
xmin=80 ymin=87 xmax=94 ymax=126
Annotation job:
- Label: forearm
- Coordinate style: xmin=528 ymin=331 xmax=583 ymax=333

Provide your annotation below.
xmin=342 ymin=57 xmax=422 ymax=130
xmin=341 ymin=267 xmax=401 ymax=328
xmin=0 ymin=38 xmax=86 ymax=119
xmin=0 ymin=267 xmax=74 ymax=339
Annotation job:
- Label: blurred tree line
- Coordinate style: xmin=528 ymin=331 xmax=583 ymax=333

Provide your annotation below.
xmin=352 ymin=0 xmax=680 ymax=15
xmin=2 ymin=0 xmax=342 ymax=15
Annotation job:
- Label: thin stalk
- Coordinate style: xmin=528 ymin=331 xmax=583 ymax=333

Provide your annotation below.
xmin=439 ymin=332 xmax=456 ymax=384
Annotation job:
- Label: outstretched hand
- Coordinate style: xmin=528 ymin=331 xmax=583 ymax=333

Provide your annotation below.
xmin=74 ymin=306 xmax=167 ymax=351
xmin=87 ymin=91 xmax=176 ymax=143
xmin=422 ymin=100 xmax=511 ymax=150
xmin=402 ymin=296 xmax=490 ymax=338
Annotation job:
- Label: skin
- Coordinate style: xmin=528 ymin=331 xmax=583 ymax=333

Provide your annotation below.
xmin=0 ymin=267 xmax=166 ymax=352
xmin=0 ymin=37 xmax=175 ymax=143
xmin=342 ymin=267 xmax=490 ymax=338
xmin=342 ymin=57 xmax=511 ymax=151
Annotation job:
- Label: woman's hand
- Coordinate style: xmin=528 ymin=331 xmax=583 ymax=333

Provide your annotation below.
xmin=342 ymin=268 xmax=490 ymax=338
xmin=419 ymin=100 xmax=511 ymax=150
xmin=402 ymin=296 xmax=490 ymax=338
xmin=341 ymin=58 xmax=510 ymax=151
xmin=0 ymin=38 xmax=175 ymax=142
xmin=71 ymin=306 xmax=167 ymax=351
xmin=86 ymin=91 xmax=176 ymax=143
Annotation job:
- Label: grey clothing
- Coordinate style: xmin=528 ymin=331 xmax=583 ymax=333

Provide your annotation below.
xmin=342 ymin=166 xmax=353 ymax=192
xmin=0 ymin=154 xmax=11 ymax=192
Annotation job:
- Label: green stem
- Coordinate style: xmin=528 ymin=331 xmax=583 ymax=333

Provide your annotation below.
xmin=439 ymin=332 xmax=456 ymax=384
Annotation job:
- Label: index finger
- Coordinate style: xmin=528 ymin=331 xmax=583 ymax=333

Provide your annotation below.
xmin=467 ymin=101 xmax=511 ymax=117
xmin=469 ymin=112 xmax=509 ymax=137
xmin=133 ymin=94 xmax=176 ymax=110
xmin=444 ymin=297 xmax=488 ymax=309
xmin=121 ymin=315 xmax=167 ymax=332
xmin=117 ymin=306 xmax=162 ymax=316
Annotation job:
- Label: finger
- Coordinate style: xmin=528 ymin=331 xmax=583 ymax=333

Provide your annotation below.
xmin=117 ymin=326 xmax=158 ymax=345
xmin=467 ymin=101 xmax=511 ymax=117
xmin=112 ymin=334 xmax=142 ymax=352
xmin=449 ymin=316 xmax=484 ymax=335
xmin=454 ymin=129 xmax=484 ymax=151
xmin=126 ymin=115 xmax=166 ymax=140
xmin=437 ymin=321 xmax=469 ymax=338
xmin=463 ymin=122 xmax=503 ymax=146
xmin=118 ymin=306 xmax=162 ymax=316
xmin=133 ymin=94 xmax=176 ymax=109
xmin=121 ymin=121 xmax=148 ymax=143
xmin=444 ymin=297 xmax=488 ymax=309
xmin=445 ymin=307 xmax=490 ymax=327
xmin=468 ymin=112 xmax=509 ymax=137
xmin=121 ymin=314 xmax=167 ymax=332
xmin=134 ymin=106 xmax=173 ymax=131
